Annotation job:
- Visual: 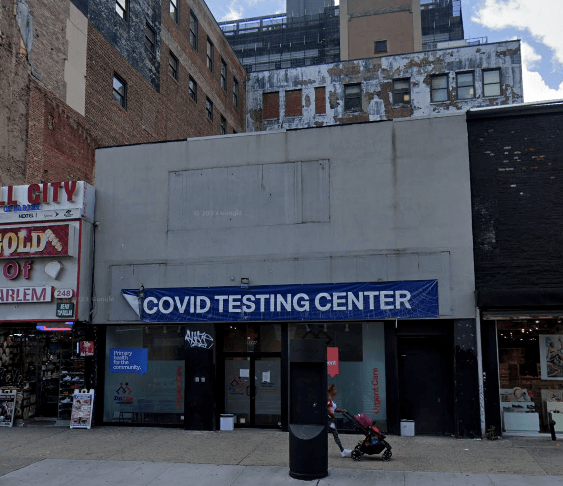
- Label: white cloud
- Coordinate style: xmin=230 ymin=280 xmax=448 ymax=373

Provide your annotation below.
xmin=472 ymin=0 xmax=563 ymax=65
xmin=520 ymin=41 xmax=563 ymax=103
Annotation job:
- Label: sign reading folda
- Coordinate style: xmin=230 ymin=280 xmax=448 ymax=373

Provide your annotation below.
xmin=0 ymin=224 xmax=72 ymax=258
xmin=122 ymin=280 xmax=439 ymax=323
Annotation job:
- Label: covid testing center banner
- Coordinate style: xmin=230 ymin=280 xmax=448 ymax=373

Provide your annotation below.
xmin=122 ymin=280 xmax=439 ymax=324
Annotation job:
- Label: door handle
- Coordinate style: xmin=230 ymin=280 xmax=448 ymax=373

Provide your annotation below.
xmin=246 ymin=386 xmax=250 ymax=397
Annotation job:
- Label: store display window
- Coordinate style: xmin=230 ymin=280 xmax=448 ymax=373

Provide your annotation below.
xmin=497 ymin=319 xmax=563 ymax=434
xmin=103 ymin=325 xmax=185 ymax=425
xmin=289 ymin=322 xmax=386 ymax=429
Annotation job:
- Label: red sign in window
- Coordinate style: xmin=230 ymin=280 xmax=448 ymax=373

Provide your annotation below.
xmin=327 ymin=347 xmax=339 ymax=378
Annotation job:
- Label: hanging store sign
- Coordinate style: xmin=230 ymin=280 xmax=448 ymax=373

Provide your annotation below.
xmin=122 ymin=280 xmax=439 ymax=323
xmin=327 ymin=347 xmax=339 ymax=378
xmin=0 ymin=181 xmax=95 ymax=223
xmin=0 ymin=224 xmax=75 ymax=259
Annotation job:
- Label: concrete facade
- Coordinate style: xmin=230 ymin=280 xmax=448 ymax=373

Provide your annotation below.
xmin=93 ymin=115 xmax=475 ymax=322
xmin=246 ymin=40 xmax=522 ymax=132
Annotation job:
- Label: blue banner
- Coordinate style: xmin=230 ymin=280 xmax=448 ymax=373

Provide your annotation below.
xmin=122 ymin=280 xmax=438 ymax=323
xmin=109 ymin=348 xmax=148 ymax=375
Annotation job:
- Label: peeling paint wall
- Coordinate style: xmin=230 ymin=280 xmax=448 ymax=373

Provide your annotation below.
xmin=247 ymin=40 xmax=523 ymax=132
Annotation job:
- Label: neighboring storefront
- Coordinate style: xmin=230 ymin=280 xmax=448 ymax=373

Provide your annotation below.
xmin=93 ymin=116 xmax=480 ymax=436
xmin=468 ymin=102 xmax=563 ymax=436
xmin=0 ymin=181 xmax=95 ymax=425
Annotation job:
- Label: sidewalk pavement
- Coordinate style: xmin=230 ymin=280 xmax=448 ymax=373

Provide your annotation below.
xmin=0 ymin=426 xmax=562 ymax=485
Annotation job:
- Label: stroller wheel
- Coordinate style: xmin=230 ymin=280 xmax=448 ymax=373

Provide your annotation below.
xmin=382 ymin=449 xmax=392 ymax=461
xmin=351 ymin=450 xmax=362 ymax=461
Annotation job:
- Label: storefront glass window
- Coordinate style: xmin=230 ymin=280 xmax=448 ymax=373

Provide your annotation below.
xmin=222 ymin=324 xmax=281 ymax=353
xmin=289 ymin=322 xmax=386 ymax=429
xmin=497 ymin=319 xmax=563 ymax=434
xmin=104 ymin=325 xmax=185 ymax=425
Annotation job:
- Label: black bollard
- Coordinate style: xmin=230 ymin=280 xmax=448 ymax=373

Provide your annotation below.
xmin=549 ymin=419 xmax=557 ymax=441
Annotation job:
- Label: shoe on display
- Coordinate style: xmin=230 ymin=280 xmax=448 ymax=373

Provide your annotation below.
xmin=62 ymin=375 xmax=71 ymax=381
xmin=60 ymin=398 xmax=71 ymax=404
xmin=72 ymin=376 xmax=81 ymax=381
xmin=341 ymin=449 xmax=352 ymax=458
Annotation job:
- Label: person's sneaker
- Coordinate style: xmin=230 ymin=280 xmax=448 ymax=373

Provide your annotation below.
xmin=341 ymin=449 xmax=352 ymax=458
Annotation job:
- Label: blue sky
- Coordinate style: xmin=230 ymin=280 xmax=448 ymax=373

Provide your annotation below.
xmin=205 ymin=0 xmax=563 ymax=103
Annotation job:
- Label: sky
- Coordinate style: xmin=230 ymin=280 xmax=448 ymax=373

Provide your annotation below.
xmin=205 ymin=0 xmax=563 ymax=103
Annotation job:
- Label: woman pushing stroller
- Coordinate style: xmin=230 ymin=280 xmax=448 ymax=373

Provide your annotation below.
xmin=327 ymin=384 xmax=352 ymax=457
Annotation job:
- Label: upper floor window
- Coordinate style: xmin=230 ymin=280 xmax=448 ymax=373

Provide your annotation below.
xmin=374 ymin=40 xmax=388 ymax=54
xmin=456 ymin=72 xmax=475 ymax=100
xmin=190 ymin=12 xmax=198 ymax=51
xmin=344 ymin=83 xmax=361 ymax=112
xmin=170 ymin=0 xmax=178 ymax=23
xmin=483 ymin=69 xmax=501 ymax=97
xmin=220 ymin=115 xmax=227 ymax=135
xmin=233 ymin=77 xmax=239 ymax=108
xmin=116 ymin=0 xmax=127 ymax=20
xmin=189 ymin=76 xmax=197 ymax=103
xmin=393 ymin=78 xmax=410 ymax=105
xmin=206 ymin=97 xmax=213 ymax=121
xmin=169 ymin=51 xmax=179 ymax=80
xmin=221 ymin=59 xmax=227 ymax=91
xmin=207 ymin=38 xmax=214 ymax=72
xmin=113 ymin=74 xmax=127 ymax=109
xmin=145 ymin=22 xmax=156 ymax=55
xmin=431 ymin=74 xmax=448 ymax=102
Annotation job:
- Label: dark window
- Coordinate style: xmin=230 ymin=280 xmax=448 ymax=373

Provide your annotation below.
xmin=221 ymin=59 xmax=227 ymax=91
xmin=220 ymin=115 xmax=226 ymax=134
xmin=207 ymin=38 xmax=214 ymax=72
xmin=374 ymin=40 xmax=387 ymax=53
xmin=233 ymin=77 xmax=239 ymax=108
xmin=145 ymin=22 xmax=156 ymax=54
xmin=170 ymin=0 xmax=178 ymax=23
xmin=344 ymin=83 xmax=361 ymax=112
xmin=483 ymin=69 xmax=501 ymax=97
xmin=189 ymin=76 xmax=197 ymax=102
xmin=169 ymin=51 xmax=179 ymax=80
xmin=206 ymin=97 xmax=213 ymax=121
xmin=431 ymin=74 xmax=448 ymax=102
xmin=393 ymin=78 xmax=410 ymax=105
xmin=116 ymin=0 xmax=127 ymax=19
xmin=113 ymin=74 xmax=126 ymax=109
xmin=190 ymin=12 xmax=198 ymax=51
xmin=456 ymin=72 xmax=475 ymax=100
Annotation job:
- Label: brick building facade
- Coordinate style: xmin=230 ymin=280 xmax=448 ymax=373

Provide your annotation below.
xmin=0 ymin=0 xmax=246 ymax=187
xmin=467 ymin=101 xmax=563 ymax=437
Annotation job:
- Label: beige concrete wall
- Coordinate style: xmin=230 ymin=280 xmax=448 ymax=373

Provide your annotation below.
xmin=344 ymin=0 xmax=422 ymax=60
xmin=64 ymin=3 xmax=88 ymax=116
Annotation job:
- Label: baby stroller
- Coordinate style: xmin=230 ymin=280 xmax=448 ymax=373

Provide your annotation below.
xmin=342 ymin=411 xmax=392 ymax=461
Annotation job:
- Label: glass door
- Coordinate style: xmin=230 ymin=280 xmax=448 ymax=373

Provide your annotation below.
xmin=254 ymin=357 xmax=281 ymax=426
xmin=225 ymin=357 xmax=251 ymax=425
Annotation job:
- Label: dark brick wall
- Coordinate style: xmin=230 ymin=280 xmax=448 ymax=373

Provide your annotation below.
xmin=27 ymin=80 xmax=96 ymax=184
xmin=28 ymin=0 xmax=69 ymax=101
xmin=315 ymin=87 xmax=325 ymax=114
xmin=263 ymin=92 xmax=279 ymax=120
xmin=0 ymin=0 xmax=30 ymax=186
xmin=285 ymin=89 xmax=302 ymax=117
xmin=468 ymin=108 xmax=563 ymax=294
xmin=87 ymin=0 xmax=161 ymax=91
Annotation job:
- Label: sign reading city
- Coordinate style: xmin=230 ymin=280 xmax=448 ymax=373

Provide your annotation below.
xmin=0 ymin=181 xmax=95 ymax=223
xmin=122 ymin=280 xmax=439 ymax=323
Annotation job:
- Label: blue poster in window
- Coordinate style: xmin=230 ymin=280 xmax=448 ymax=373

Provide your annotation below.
xmin=109 ymin=348 xmax=148 ymax=376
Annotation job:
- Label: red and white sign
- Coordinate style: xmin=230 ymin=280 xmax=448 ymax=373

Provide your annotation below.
xmin=0 ymin=224 xmax=73 ymax=259
xmin=327 ymin=347 xmax=340 ymax=378
xmin=0 ymin=182 xmax=78 ymax=206
xmin=0 ymin=286 xmax=53 ymax=303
